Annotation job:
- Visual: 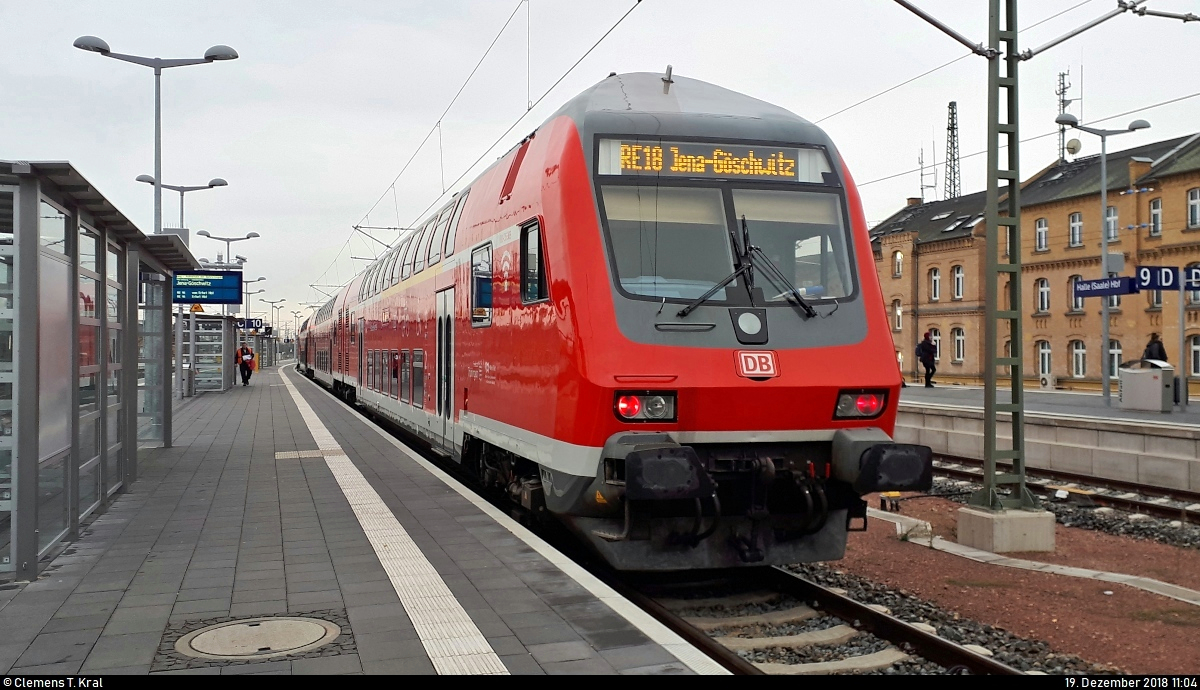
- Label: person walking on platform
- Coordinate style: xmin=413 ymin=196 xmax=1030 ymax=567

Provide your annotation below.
xmin=1143 ymin=332 xmax=1168 ymax=363
xmin=236 ymin=343 xmax=255 ymax=386
xmin=916 ymin=331 xmax=937 ymax=388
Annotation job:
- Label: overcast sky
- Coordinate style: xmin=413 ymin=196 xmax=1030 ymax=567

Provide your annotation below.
xmin=3 ymin=0 xmax=1198 ymax=323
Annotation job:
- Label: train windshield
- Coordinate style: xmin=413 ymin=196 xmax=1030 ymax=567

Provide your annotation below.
xmin=600 ymin=186 xmax=738 ymax=300
xmin=598 ymin=183 xmax=854 ymax=304
xmin=732 ymin=189 xmax=852 ymax=301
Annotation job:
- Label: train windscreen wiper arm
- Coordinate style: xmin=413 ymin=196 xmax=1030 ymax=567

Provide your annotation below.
xmin=676 ymin=263 xmax=754 ymax=318
xmin=747 ymin=246 xmax=818 ymax=318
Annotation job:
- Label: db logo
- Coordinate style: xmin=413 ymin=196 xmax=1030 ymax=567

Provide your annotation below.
xmin=736 ymin=350 xmax=779 ymax=378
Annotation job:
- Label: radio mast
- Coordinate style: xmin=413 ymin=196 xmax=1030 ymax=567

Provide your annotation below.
xmin=944 ymin=101 xmax=961 ymax=200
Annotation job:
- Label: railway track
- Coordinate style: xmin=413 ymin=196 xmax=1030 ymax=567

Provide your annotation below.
xmin=933 ymin=455 xmax=1200 ymax=522
xmin=605 ymin=566 xmax=1022 ymax=676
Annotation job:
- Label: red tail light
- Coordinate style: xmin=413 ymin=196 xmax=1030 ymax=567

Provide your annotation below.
xmin=834 ymin=390 xmax=888 ymax=419
xmin=617 ymin=395 xmax=642 ymax=418
xmin=856 ymin=394 xmax=881 ymax=416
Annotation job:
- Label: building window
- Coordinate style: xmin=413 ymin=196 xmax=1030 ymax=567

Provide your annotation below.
xmin=1069 ymin=212 xmax=1083 ymax=247
xmin=1105 ymin=205 xmax=1118 ymax=241
xmin=1109 ymin=340 xmax=1122 ymax=378
xmin=1108 ymin=272 xmax=1121 ymax=309
xmin=929 ymin=268 xmax=940 ymax=301
xmin=1069 ymin=275 xmax=1084 ymax=311
xmin=952 ymin=265 xmax=964 ymax=300
xmin=1150 ymin=198 xmax=1162 ymax=236
xmin=930 ymin=328 xmax=941 ymax=361
xmin=1036 ymin=278 xmax=1050 ymax=313
xmin=521 ymin=220 xmax=548 ymax=303
xmin=1189 ymin=188 xmax=1200 ymax=228
xmin=1035 ymin=218 xmax=1048 ymax=251
xmin=892 ymin=299 xmax=902 ymax=331
xmin=1192 ymin=335 xmax=1200 ymax=377
xmin=1150 ymin=289 xmax=1162 ymax=308
xmin=1038 ymin=340 xmax=1052 ymax=377
xmin=893 ymin=250 xmax=903 ymax=277
xmin=1003 ymin=339 xmax=1013 ymax=376
xmin=1071 ymin=340 xmax=1086 ymax=378
xmin=1188 ymin=263 xmax=1200 ymax=305
xmin=952 ymin=328 xmax=965 ymax=362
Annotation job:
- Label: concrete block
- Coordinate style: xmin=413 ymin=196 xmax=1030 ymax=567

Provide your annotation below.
xmin=946 ymin=431 xmax=983 ymax=459
xmin=995 ymin=421 xmax=1012 ymax=442
xmin=1145 ymin=435 xmax=1199 ymax=460
xmin=1190 ymin=461 xmax=1200 ymax=493
xmin=1099 ymin=431 xmax=1145 ymax=454
xmin=1138 ymin=456 xmax=1190 ymax=491
xmin=924 ymin=414 xmax=954 ymax=431
xmin=1092 ymin=450 xmax=1140 ymax=484
xmin=1024 ymin=441 xmax=1053 ymax=469
xmin=1025 ymin=424 xmax=1058 ymax=442
xmin=893 ymin=425 xmax=920 ymax=445
xmin=952 ymin=416 xmax=984 ymax=434
xmin=1048 ymin=444 xmax=1093 ymax=476
xmin=895 ymin=412 xmax=924 ymax=428
xmin=956 ymin=507 xmax=1055 ymax=553
xmin=918 ymin=429 xmax=948 ymax=453
xmin=1056 ymin=426 xmax=1099 ymax=447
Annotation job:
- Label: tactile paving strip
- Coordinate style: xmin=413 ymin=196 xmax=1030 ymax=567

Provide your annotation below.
xmin=274 ymin=450 xmax=326 ymax=459
xmin=280 ymin=374 xmax=508 ymax=675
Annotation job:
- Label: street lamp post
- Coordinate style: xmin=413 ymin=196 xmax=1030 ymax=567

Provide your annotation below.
xmin=73 ymin=36 xmax=238 ymax=234
xmin=1055 ymin=113 xmax=1151 ymax=407
xmin=195 ymin=231 xmax=259 ymax=315
xmin=262 ymin=298 xmax=286 ymax=365
xmin=136 ymin=175 xmax=227 ymax=229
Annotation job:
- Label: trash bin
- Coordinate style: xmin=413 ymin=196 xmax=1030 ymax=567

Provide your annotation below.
xmin=1118 ymin=359 xmax=1175 ymax=412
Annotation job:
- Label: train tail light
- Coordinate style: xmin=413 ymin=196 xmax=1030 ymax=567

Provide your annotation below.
xmin=614 ymin=392 xmax=676 ymax=422
xmin=834 ymin=390 xmax=887 ymax=419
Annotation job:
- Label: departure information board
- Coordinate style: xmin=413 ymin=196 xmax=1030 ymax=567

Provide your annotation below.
xmin=172 ymin=271 xmax=243 ymax=305
xmin=597 ymin=139 xmax=832 ymax=182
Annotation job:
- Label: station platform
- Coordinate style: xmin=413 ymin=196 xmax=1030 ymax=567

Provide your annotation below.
xmin=900 ymin=385 xmax=1200 ymax=427
xmin=0 ymin=367 xmax=723 ymax=676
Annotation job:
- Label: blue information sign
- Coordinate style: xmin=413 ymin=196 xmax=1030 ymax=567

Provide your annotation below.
xmin=1136 ymin=266 xmax=1181 ymax=291
xmin=172 ymin=271 xmax=243 ymax=305
xmin=1073 ymin=276 xmax=1139 ymax=299
xmin=1186 ymin=266 xmax=1200 ymax=290
xmin=237 ymin=318 xmax=263 ymax=330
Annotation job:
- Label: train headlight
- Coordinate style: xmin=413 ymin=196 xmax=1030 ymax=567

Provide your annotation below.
xmin=834 ymin=390 xmax=887 ymax=419
xmin=614 ymin=392 xmax=676 ymax=422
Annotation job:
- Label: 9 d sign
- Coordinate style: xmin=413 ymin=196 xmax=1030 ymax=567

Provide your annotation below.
xmin=1137 ymin=266 xmax=1181 ymax=291
xmin=736 ymin=350 xmax=779 ymax=378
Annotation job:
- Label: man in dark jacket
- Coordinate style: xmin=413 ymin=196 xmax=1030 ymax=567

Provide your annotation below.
xmin=236 ymin=344 xmax=255 ymax=386
xmin=916 ymin=332 xmax=937 ymax=387
xmin=1143 ymin=333 xmax=1168 ymax=362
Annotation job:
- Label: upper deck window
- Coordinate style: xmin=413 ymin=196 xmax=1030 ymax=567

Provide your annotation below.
xmin=598 ymin=139 xmax=832 ymax=184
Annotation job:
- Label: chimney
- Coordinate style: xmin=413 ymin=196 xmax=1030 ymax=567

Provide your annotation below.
xmin=1128 ymin=157 xmax=1152 ymax=186
xmin=906 ymin=197 xmax=922 ymax=207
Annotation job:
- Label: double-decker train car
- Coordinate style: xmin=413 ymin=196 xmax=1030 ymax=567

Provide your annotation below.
xmin=299 ymin=71 xmax=932 ymax=571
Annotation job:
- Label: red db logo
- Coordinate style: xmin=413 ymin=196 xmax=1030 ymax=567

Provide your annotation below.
xmin=736 ymin=350 xmax=779 ymax=378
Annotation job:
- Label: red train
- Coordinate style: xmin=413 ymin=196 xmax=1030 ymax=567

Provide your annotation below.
xmin=299 ymin=71 xmax=932 ymax=571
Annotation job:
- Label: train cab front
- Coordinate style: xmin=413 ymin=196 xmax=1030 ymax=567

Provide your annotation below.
xmin=552 ymin=417 xmax=932 ymax=572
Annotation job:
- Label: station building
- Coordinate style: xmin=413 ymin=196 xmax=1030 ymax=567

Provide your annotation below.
xmin=0 ymin=160 xmax=198 ymax=581
xmin=873 ymin=134 xmax=1200 ymax=398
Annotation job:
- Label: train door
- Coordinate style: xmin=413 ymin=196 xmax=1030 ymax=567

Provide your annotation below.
xmin=436 ymin=287 xmax=455 ymax=452
xmin=357 ymin=317 xmax=365 ymax=387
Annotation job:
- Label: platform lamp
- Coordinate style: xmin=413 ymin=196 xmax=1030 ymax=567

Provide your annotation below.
xmin=136 ymin=175 xmax=227 ymax=230
xmin=1055 ymin=113 xmax=1150 ymax=407
xmin=262 ymin=298 xmax=286 ymax=360
xmin=73 ymin=36 xmax=237 ymax=235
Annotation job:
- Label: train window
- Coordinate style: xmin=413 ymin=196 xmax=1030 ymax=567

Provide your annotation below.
xmin=366 ymin=350 xmax=374 ymax=390
xmin=412 ymin=349 xmax=425 ymax=408
xmin=731 ymin=189 xmax=854 ymax=300
xmin=389 ymin=240 xmax=408 ymax=286
xmin=500 ymin=137 xmax=531 ymax=202
xmin=428 ymin=203 xmax=454 ymax=266
xmin=382 ymin=248 xmax=400 ymax=290
xmin=521 ymin=220 xmax=548 ymax=303
xmin=444 ymin=190 xmax=469 ymax=258
xmin=471 ymin=244 xmax=493 ymax=326
xmin=600 ymin=186 xmax=734 ymax=300
xmin=413 ymin=220 xmax=434 ymax=275
xmin=377 ymin=350 xmax=384 ymax=391
xmin=401 ymin=235 xmax=417 ymax=280
xmin=391 ymin=350 xmax=399 ymax=398
xmin=400 ymin=350 xmax=410 ymax=403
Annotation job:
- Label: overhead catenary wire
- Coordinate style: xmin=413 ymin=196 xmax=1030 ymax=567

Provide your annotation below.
xmin=858 ymin=90 xmax=1200 ymax=188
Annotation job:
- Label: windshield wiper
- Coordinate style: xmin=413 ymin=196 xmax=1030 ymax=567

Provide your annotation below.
xmin=676 ymin=263 xmax=753 ymax=318
xmin=675 ymin=215 xmax=757 ymax=318
xmin=747 ymin=245 xmax=818 ymax=318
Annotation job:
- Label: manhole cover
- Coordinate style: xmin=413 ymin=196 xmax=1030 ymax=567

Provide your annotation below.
xmin=175 ymin=617 xmax=341 ymax=660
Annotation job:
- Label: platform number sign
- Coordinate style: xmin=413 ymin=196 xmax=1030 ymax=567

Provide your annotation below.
xmin=1188 ymin=266 xmax=1200 ymax=291
xmin=1136 ymin=266 xmax=1180 ymax=291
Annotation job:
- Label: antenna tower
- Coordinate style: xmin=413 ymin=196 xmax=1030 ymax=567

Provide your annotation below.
xmin=1056 ymin=70 xmax=1073 ymax=160
xmin=944 ymin=101 xmax=961 ymax=199
xmin=919 ymin=147 xmax=937 ymax=202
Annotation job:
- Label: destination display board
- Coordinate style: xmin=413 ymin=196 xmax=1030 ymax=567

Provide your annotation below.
xmin=597 ymin=139 xmax=832 ymax=183
xmin=172 ymin=271 xmax=243 ymax=305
